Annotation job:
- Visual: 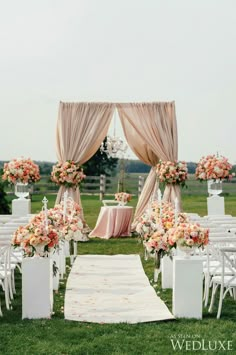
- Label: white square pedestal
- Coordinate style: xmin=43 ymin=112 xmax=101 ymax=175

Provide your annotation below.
xmin=173 ymin=256 xmax=203 ymax=319
xmin=207 ymin=196 xmax=225 ymax=215
xmin=161 ymin=255 xmax=173 ymax=289
xmin=12 ymin=198 xmax=31 ymax=216
xmin=22 ymin=257 xmax=53 ymax=319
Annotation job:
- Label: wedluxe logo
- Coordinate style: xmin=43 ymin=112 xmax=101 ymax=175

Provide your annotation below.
xmin=170 ymin=334 xmax=233 ymax=352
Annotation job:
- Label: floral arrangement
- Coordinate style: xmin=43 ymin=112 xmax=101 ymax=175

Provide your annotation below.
xmin=156 ymin=160 xmax=188 ymax=187
xmin=12 ymin=199 xmax=87 ymax=256
xmin=195 ymin=154 xmax=234 ymax=181
xmin=144 ymin=228 xmax=171 ymax=257
xmin=12 ymin=212 xmax=59 ymax=257
xmin=135 ymin=212 xmax=158 ymax=240
xmin=114 ymin=192 xmax=132 ymax=203
xmin=52 ymin=201 xmax=85 ymax=242
xmin=2 ymin=157 xmax=40 ymax=184
xmin=51 ymin=160 xmax=86 ymax=188
xmin=167 ymin=222 xmax=209 ymax=249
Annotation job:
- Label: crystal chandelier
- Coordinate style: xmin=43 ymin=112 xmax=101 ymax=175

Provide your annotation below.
xmin=100 ymin=109 xmax=128 ymax=159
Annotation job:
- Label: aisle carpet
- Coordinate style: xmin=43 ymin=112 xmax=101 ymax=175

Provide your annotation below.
xmin=64 ymin=254 xmax=174 ymax=323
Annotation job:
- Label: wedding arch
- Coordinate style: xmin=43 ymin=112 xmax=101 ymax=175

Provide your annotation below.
xmin=55 ymin=101 xmax=181 ymax=225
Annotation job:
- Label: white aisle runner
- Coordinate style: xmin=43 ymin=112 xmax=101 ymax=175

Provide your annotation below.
xmin=64 ymin=254 xmax=175 ymax=323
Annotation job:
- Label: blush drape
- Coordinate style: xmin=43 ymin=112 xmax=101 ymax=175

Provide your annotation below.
xmin=116 ymin=102 xmax=180 ymax=228
xmin=55 ymin=102 xmax=115 ymax=216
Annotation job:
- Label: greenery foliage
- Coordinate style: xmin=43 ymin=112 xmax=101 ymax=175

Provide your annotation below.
xmin=0 ymin=170 xmax=10 ymax=214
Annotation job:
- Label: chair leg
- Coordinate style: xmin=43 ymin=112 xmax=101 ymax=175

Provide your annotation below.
xmin=209 ymin=282 xmax=219 ymax=313
xmin=217 ymin=283 xmax=224 ymax=319
xmin=204 ymin=273 xmax=211 ymax=307
xmin=4 ymin=279 xmax=10 ymax=310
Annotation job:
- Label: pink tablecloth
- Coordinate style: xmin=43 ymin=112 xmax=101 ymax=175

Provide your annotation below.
xmin=89 ymin=206 xmax=133 ymax=239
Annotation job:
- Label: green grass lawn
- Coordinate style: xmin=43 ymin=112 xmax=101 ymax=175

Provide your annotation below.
xmin=1 ymin=194 xmax=236 ymax=354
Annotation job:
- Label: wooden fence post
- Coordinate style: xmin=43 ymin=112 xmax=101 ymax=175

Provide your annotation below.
xmin=138 ymin=176 xmax=145 ymax=197
xmin=100 ymin=174 xmax=106 ymax=201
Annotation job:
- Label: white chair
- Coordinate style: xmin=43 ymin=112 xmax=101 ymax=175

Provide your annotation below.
xmin=203 ymin=237 xmax=236 ymax=307
xmin=208 ymin=246 xmax=236 ymax=318
xmin=0 ymin=244 xmax=13 ymax=314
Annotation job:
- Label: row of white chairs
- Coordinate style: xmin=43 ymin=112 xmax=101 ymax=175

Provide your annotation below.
xmin=186 ymin=213 xmax=236 ymax=318
xmin=0 ymin=214 xmax=33 ymax=316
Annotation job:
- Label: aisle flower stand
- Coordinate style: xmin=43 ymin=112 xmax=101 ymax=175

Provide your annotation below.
xmin=161 ymin=255 xmax=173 ymax=289
xmin=172 ymin=256 xmax=203 ymax=319
xmin=22 ymin=256 xmax=53 ymax=319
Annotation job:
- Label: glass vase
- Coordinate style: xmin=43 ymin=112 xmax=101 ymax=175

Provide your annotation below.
xmin=15 ymin=182 xmax=29 ymax=199
xmin=207 ymin=179 xmax=223 ymax=196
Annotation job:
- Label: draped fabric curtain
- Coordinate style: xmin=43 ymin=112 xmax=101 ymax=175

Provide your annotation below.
xmin=116 ymin=102 xmax=180 ymax=227
xmin=55 ymin=102 xmax=115 ymax=216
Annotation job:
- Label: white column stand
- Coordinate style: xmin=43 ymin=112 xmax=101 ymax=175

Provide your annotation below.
xmin=59 ymin=241 xmax=66 ymax=279
xmin=207 ymin=196 xmax=225 ymax=215
xmin=12 ymin=199 xmax=31 ymax=216
xmin=173 ymin=256 xmax=203 ymax=319
xmin=22 ymin=257 xmax=53 ymax=319
xmin=161 ymin=255 xmax=173 ymax=289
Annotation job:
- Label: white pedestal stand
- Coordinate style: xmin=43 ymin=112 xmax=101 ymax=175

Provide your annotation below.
xmin=12 ymin=198 xmax=31 ymax=216
xmin=59 ymin=241 xmax=66 ymax=279
xmin=161 ymin=255 xmax=173 ymax=289
xmin=207 ymin=196 xmax=225 ymax=215
xmin=173 ymin=256 xmax=203 ymax=319
xmin=22 ymin=257 xmax=53 ymax=319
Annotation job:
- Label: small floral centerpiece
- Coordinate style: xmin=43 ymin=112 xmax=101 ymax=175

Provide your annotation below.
xmin=195 ymin=154 xmax=234 ymax=181
xmin=115 ymin=192 xmax=132 ymax=204
xmin=167 ymin=223 xmax=209 ymax=251
xmin=156 ymin=160 xmax=188 ymax=187
xmin=51 ymin=160 xmax=86 ymax=188
xmin=2 ymin=157 xmax=40 ymax=184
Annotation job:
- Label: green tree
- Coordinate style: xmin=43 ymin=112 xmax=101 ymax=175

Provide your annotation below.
xmin=0 ymin=170 xmax=10 ymax=214
xmin=83 ymin=138 xmax=118 ymax=177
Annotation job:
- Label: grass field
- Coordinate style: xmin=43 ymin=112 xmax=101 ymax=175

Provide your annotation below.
xmin=0 ymin=194 xmax=236 ymax=354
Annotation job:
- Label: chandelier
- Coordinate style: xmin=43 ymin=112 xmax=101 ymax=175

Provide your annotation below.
xmin=100 ymin=109 xmax=128 ymax=159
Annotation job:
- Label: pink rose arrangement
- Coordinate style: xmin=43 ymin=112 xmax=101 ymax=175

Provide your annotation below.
xmin=2 ymin=157 xmax=40 ymax=184
xmin=144 ymin=228 xmax=171 ymax=257
xmin=135 ymin=212 xmax=158 ymax=240
xmin=12 ymin=212 xmax=59 ymax=257
xmin=167 ymin=222 xmax=209 ymax=249
xmin=12 ymin=200 xmax=86 ymax=256
xmin=195 ymin=154 xmax=234 ymax=181
xmin=156 ymin=160 xmax=188 ymax=187
xmin=114 ymin=192 xmax=132 ymax=203
xmin=51 ymin=160 xmax=86 ymax=188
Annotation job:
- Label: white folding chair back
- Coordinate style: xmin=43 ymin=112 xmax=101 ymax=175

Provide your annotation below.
xmin=203 ymin=237 xmax=236 ymax=307
xmin=209 ymin=246 xmax=236 ymax=318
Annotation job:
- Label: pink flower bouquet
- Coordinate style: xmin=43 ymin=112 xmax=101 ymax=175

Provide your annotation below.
xmin=167 ymin=222 xmax=209 ymax=249
xmin=12 ymin=213 xmax=59 ymax=257
xmin=2 ymin=157 xmax=40 ymax=184
xmin=114 ymin=192 xmax=132 ymax=203
xmin=156 ymin=160 xmax=188 ymax=187
xmin=51 ymin=160 xmax=86 ymax=188
xmin=195 ymin=154 xmax=234 ymax=181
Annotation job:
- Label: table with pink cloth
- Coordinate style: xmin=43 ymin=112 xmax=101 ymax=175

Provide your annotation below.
xmin=89 ymin=206 xmax=133 ymax=239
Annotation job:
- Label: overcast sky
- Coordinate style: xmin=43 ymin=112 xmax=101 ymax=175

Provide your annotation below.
xmin=0 ymin=0 xmax=235 ymax=164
